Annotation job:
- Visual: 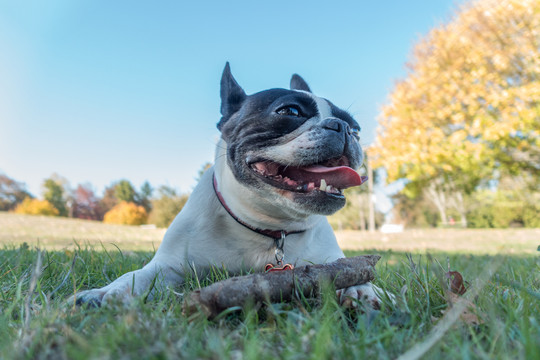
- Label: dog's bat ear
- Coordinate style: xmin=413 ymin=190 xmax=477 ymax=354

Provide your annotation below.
xmin=218 ymin=62 xmax=247 ymax=131
xmin=290 ymin=74 xmax=312 ymax=93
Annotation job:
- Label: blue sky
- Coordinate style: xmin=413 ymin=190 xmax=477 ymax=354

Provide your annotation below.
xmin=0 ymin=0 xmax=461 ymax=198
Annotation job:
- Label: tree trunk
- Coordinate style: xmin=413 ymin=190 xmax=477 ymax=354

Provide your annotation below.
xmin=426 ymin=182 xmax=448 ymax=225
xmin=358 ymin=194 xmax=366 ymax=231
xmin=453 ymin=191 xmax=468 ymax=228
xmin=367 ymin=158 xmax=376 ymax=232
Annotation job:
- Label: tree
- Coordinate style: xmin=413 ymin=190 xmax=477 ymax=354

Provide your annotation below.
xmin=0 ymin=174 xmax=32 ymax=211
xmin=96 ymin=184 xmax=118 ymax=220
xmin=114 ymin=180 xmax=137 ymax=203
xmin=148 ymin=186 xmax=189 ymax=228
xmin=42 ymin=178 xmax=68 ymax=216
xmin=372 ymin=0 xmax=540 ymax=226
xmin=138 ymin=181 xmax=153 ymax=213
xmin=72 ymin=184 xmax=100 ymax=220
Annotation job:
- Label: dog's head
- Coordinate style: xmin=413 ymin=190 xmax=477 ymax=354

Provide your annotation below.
xmin=217 ymin=63 xmax=365 ymax=217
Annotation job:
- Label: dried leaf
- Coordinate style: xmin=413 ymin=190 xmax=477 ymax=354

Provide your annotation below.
xmin=445 ymin=271 xmax=467 ymax=295
xmin=442 ymin=292 xmax=483 ymax=325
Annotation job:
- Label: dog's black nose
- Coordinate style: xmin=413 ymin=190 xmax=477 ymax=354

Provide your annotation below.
xmin=322 ymin=117 xmax=350 ymax=134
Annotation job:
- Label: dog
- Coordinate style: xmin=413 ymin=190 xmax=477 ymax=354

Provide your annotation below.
xmin=71 ymin=63 xmax=383 ymax=310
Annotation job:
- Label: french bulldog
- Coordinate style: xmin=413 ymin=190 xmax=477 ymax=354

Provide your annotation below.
xmin=71 ymin=63 xmax=383 ymax=310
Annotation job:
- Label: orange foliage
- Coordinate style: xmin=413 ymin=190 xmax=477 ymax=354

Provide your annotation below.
xmin=372 ymin=0 xmax=539 ymax=182
xmin=103 ymin=201 xmax=148 ymax=225
xmin=14 ymin=198 xmax=60 ymax=216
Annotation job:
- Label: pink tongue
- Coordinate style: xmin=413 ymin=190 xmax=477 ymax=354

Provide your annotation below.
xmin=285 ymin=166 xmax=367 ymax=189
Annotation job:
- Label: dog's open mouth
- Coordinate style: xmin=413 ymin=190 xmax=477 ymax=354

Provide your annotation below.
xmin=249 ymin=156 xmax=367 ymax=197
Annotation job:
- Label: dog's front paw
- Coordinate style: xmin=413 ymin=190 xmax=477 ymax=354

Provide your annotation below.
xmin=68 ymin=288 xmax=108 ymax=308
xmin=67 ymin=283 xmax=135 ymax=308
xmin=67 ymin=269 xmax=150 ymax=308
xmin=67 ymin=264 xmax=181 ymax=308
xmin=336 ymin=283 xmax=391 ymax=311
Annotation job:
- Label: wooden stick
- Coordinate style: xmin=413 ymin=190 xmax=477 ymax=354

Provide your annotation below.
xmin=183 ymin=255 xmax=380 ymax=319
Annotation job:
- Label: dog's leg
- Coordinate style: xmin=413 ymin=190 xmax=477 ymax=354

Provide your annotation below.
xmin=336 ymin=282 xmax=393 ymax=311
xmin=68 ymin=261 xmax=182 ymax=307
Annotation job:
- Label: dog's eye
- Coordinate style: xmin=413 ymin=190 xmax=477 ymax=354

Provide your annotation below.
xmin=276 ymin=106 xmax=301 ymax=117
xmin=351 ymin=128 xmax=361 ymax=140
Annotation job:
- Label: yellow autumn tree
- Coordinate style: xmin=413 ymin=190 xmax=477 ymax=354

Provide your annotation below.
xmin=103 ymin=201 xmax=148 ymax=225
xmin=14 ymin=198 xmax=60 ymax=216
xmin=372 ymin=0 xmax=540 ymax=226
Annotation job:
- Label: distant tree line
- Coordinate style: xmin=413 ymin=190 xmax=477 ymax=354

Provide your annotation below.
xmin=1 ymin=161 xmax=386 ymax=231
xmin=0 ymin=172 xmax=190 ymax=228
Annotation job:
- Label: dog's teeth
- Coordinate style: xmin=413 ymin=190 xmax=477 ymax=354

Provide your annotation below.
xmin=253 ymin=163 xmax=266 ymax=175
xmin=320 ymin=179 xmax=327 ymax=191
xmin=324 ymin=185 xmax=341 ymax=194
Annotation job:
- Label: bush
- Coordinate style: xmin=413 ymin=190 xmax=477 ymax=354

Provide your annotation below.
xmin=523 ymin=203 xmax=540 ymax=228
xmin=103 ymin=201 xmax=148 ymax=225
xmin=14 ymin=198 xmax=59 ymax=216
xmin=148 ymin=186 xmax=189 ymax=228
xmin=467 ymin=205 xmax=493 ymax=228
xmin=466 ymin=190 xmax=539 ymax=228
xmin=491 ymin=202 xmax=522 ymax=228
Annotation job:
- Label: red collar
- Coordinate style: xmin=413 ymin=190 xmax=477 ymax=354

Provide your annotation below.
xmin=212 ymin=173 xmax=305 ymax=240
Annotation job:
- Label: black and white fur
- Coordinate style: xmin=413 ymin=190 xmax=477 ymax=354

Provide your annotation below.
xmin=70 ymin=63 xmax=381 ymax=309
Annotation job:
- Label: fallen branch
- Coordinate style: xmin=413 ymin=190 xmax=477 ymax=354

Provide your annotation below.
xmin=183 ymin=255 xmax=380 ymax=319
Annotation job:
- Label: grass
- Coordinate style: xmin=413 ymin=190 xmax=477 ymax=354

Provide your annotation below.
xmin=0 ymin=213 xmax=539 ymax=359
xmin=0 ymin=213 xmax=165 ymax=251
xmin=336 ymin=228 xmax=540 ymax=255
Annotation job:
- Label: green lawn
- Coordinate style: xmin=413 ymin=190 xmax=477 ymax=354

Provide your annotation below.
xmin=0 ymin=213 xmax=539 ymax=359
